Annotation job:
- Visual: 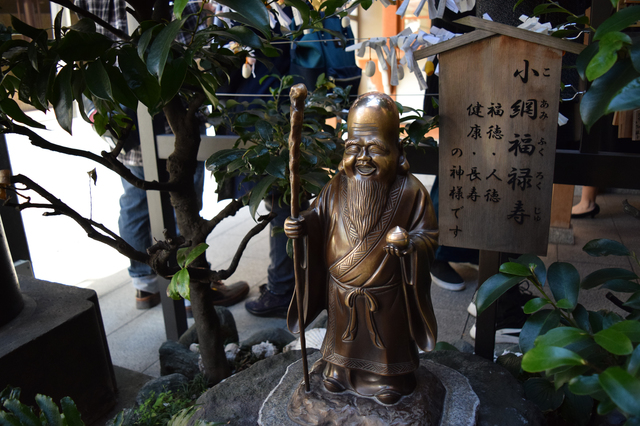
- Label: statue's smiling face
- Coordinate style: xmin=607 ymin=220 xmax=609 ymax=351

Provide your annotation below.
xmin=343 ymin=130 xmax=399 ymax=184
xmin=344 ymin=93 xmax=401 ymax=185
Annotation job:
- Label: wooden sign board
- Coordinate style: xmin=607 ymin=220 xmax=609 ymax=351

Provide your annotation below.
xmin=438 ymin=35 xmax=562 ymax=255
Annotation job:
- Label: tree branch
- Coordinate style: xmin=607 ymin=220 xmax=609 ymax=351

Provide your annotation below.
xmin=203 ymin=199 xmax=244 ymax=235
xmin=3 ymin=123 xmax=179 ymax=192
xmin=49 ymin=0 xmax=131 ymax=41
xmin=210 ymin=212 xmax=277 ymax=281
xmin=8 ymin=174 xmax=149 ymax=265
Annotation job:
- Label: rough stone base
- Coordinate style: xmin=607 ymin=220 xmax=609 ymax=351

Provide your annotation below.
xmin=193 ymin=350 xmax=543 ymax=426
xmin=260 ymin=354 xmax=479 ymax=426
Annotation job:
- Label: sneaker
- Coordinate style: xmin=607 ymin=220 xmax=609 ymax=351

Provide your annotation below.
xmin=430 ymin=260 xmax=465 ymax=291
xmin=245 ymin=287 xmax=293 ymax=318
xmin=136 ymin=290 xmax=161 ymax=310
xmin=469 ymin=294 xmax=529 ymax=343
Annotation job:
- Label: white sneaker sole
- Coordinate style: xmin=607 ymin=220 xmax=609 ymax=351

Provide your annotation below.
xmin=431 ymin=273 xmax=466 ymax=291
xmin=470 ymin=324 xmax=521 ymax=344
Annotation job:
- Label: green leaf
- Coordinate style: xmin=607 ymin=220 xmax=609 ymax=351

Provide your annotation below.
xmin=594 ymin=328 xmax=633 ymax=355
xmin=597 ymin=397 xmax=617 ymax=416
xmin=586 ymin=31 xmax=632 ymax=81
xmin=520 ymin=309 xmax=562 ymax=353
xmin=515 ymin=254 xmax=547 ymax=286
xmin=60 ymin=397 xmax=84 ymax=426
xmin=602 ymin=279 xmax=640 ymax=293
xmin=35 ymin=394 xmax=63 ymax=426
xmin=624 ymin=416 xmax=640 ymax=426
xmin=499 ymin=262 xmax=532 ymax=277
xmin=52 ymin=64 xmax=73 ymax=134
xmin=570 ymin=374 xmax=602 ymax=396
xmin=548 ymin=262 xmax=580 ymax=311
xmin=118 ymin=46 xmax=161 ymax=110
xmin=535 ymin=327 xmax=589 ymax=348
xmin=582 ymin=267 xmax=638 ymax=289
xmin=174 ymin=268 xmax=190 ymax=301
xmin=584 ymin=238 xmax=631 ymax=257
xmin=10 ymin=15 xmax=44 ymax=40
xmin=559 ymin=385 xmax=594 ymax=426
xmin=0 ymin=98 xmax=46 ymax=129
xmin=608 ymin=77 xmax=640 ymax=112
xmin=205 ymin=149 xmax=244 ymax=171
xmin=103 ymin=64 xmax=138 ymax=110
xmin=524 ymin=377 xmax=565 ymax=412
xmin=265 ymin=156 xmax=286 ymax=179
xmin=249 ymin=176 xmax=277 ymax=219
xmin=160 ymin=57 xmax=188 ymax=102
xmin=0 ymin=411 xmax=22 ymax=426
xmin=212 ymin=26 xmax=264 ymax=50
xmin=84 ymin=61 xmax=113 ymax=100
xmin=183 ymin=243 xmax=208 ymax=268
xmin=556 ymin=298 xmax=575 ymax=310
xmin=524 ymin=297 xmax=550 ymax=314
xmin=625 ymin=291 xmax=640 ymax=309
xmin=599 ymin=366 xmax=640 ymax=416
xmin=577 ymin=42 xmax=600 ymax=81
xmin=628 ymin=345 xmax=640 ymax=376
xmin=593 ymin=6 xmax=640 ymax=41
xmin=609 ymin=320 xmax=640 ymax=342
xmin=173 ymin=0 xmax=190 ymax=19
xmin=215 ymin=0 xmax=270 ymax=38
xmin=580 ymin=58 xmax=640 ymax=131
xmin=167 ymin=275 xmax=181 ymax=300
xmin=476 ymin=273 xmax=522 ymax=316
xmin=176 ymin=247 xmax=189 ymax=268
xmin=284 ymin=0 xmax=310 ymax=26
xmin=198 ymin=73 xmax=219 ymax=109
xmin=57 ymin=30 xmax=113 ymax=62
xmin=554 ymin=366 xmax=592 ymax=391
xmin=147 ymin=19 xmax=186 ymax=80
xmin=434 ymin=342 xmax=459 ymax=351
xmin=574 ymin=304 xmax=592 ymax=333
xmin=522 ymin=346 xmax=586 ymax=372
xmin=137 ymin=25 xmax=157 ymax=59
xmin=496 ymin=353 xmax=523 ymax=378
xmin=2 ymin=399 xmax=40 ymax=426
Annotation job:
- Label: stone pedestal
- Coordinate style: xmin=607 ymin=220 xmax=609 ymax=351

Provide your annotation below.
xmin=0 ymin=276 xmax=117 ymax=424
xmin=260 ymin=354 xmax=479 ymax=426
xmin=192 ymin=350 xmax=544 ymax=426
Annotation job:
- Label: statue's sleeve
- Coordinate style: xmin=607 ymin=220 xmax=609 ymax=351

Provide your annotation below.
xmin=286 ymin=177 xmax=334 ymax=334
xmin=405 ymin=178 xmax=439 ymax=351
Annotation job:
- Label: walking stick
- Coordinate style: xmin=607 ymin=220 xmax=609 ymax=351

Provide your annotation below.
xmin=288 ymin=83 xmax=310 ymax=392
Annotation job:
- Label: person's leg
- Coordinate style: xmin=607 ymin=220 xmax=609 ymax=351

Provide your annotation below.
xmin=571 ymin=186 xmax=599 ymax=216
xmin=246 ymin=194 xmax=307 ymax=317
xmin=119 ymin=165 xmax=160 ymax=308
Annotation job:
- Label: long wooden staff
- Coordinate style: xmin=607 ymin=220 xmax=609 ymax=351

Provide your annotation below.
xmin=288 ymin=83 xmax=310 ymax=392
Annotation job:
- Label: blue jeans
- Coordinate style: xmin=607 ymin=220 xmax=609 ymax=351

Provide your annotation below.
xmin=264 ymin=195 xmax=309 ymax=295
xmin=119 ymin=163 xmax=205 ymax=292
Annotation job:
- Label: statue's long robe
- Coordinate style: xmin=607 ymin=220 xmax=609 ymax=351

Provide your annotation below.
xmin=288 ymin=171 xmax=438 ymax=376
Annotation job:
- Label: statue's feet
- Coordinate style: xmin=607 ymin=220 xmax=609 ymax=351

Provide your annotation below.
xmin=322 ymin=363 xmax=350 ymax=394
xmin=374 ymin=389 xmax=403 ymax=405
xmin=351 ymin=370 xmax=417 ymax=405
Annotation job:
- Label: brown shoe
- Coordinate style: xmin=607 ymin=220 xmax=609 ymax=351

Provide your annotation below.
xmin=136 ymin=290 xmax=161 ymax=310
xmin=211 ymin=280 xmax=249 ymax=307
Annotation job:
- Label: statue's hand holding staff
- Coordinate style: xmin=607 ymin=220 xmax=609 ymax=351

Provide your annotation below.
xmin=284 ymin=216 xmax=306 ymax=239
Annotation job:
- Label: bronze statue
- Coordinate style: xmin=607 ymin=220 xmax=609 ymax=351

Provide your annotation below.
xmin=285 ymin=92 xmax=439 ymax=405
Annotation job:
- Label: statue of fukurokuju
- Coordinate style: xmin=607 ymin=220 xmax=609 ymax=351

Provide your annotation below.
xmin=284 ymin=92 xmax=439 ymax=405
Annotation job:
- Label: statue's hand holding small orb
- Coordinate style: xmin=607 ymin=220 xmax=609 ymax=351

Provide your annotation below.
xmin=384 ymin=226 xmax=413 ymax=257
xmin=284 ymin=216 xmax=306 ymax=239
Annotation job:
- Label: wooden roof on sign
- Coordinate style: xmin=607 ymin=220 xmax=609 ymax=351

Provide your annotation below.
xmin=414 ymin=16 xmax=586 ymax=61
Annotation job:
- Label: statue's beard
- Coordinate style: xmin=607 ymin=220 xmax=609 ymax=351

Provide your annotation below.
xmin=346 ymin=177 xmax=391 ymax=241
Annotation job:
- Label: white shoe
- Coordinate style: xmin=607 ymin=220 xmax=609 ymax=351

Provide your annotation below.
xmin=470 ymin=323 xmax=521 ymax=344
